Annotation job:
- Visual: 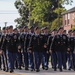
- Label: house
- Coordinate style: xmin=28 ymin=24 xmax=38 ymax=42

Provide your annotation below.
xmin=62 ymin=7 xmax=75 ymax=33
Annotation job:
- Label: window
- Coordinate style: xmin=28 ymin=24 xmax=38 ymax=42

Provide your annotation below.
xmin=65 ymin=14 xmax=67 ymax=20
xmin=65 ymin=20 xmax=66 ymax=25
xmin=68 ymin=13 xmax=70 ymax=19
xmin=68 ymin=19 xmax=69 ymax=24
xmin=72 ymin=13 xmax=75 ymax=19
xmin=68 ymin=13 xmax=70 ymax=25
xmin=64 ymin=14 xmax=67 ymax=25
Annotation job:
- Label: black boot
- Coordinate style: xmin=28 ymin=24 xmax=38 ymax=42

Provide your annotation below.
xmin=42 ymin=66 xmax=45 ymax=70
xmin=54 ymin=67 xmax=57 ymax=71
xmin=5 ymin=69 xmax=9 ymax=72
xmin=3 ymin=68 xmax=6 ymax=71
xmin=45 ymin=67 xmax=48 ymax=70
xmin=25 ymin=67 xmax=29 ymax=70
xmin=36 ymin=69 xmax=40 ymax=72
xmin=18 ymin=66 xmax=22 ymax=70
xmin=59 ymin=68 xmax=62 ymax=72
xmin=10 ymin=69 xmax=14 ymax=73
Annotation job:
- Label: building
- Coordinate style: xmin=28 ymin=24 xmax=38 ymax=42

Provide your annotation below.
xmin=62 ymin=7 xmax=75 ymax=33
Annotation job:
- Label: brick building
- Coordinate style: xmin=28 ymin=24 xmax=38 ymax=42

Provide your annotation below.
xmin=62 ymin=7 xmax=75 ymax=33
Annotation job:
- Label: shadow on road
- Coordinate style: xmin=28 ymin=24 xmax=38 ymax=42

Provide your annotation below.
xmin=15 ymin=68 xmax=75 ymax=74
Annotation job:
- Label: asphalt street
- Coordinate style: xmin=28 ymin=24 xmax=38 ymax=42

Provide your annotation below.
xmin=0 ymin=68 xmax=75 ymax=75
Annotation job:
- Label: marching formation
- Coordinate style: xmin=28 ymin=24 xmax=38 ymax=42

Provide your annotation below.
xmin=0 ymin=25 xmax=75 ymax=73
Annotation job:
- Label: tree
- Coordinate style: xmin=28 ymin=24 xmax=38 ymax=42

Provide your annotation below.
xmin=71 ymin=19 xmax=75 ymax=30
xmin=51 ymin=18 xmax=62 ymax=30
xmin=23 ymin=0 xmax=59 ymax=26
xmin=14 ymin=0 xmax=29 ymax=27
xmin=14 ymin=0 xmax=73 ymax=29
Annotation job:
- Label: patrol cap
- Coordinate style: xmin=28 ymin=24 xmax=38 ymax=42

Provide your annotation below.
xmin=58 ymin=27 xmax=63 ymax=31
xmin=41 ymin=27 xmax=44 ymax=31
xmin=24 ymin=26 xmax=28 ymax=29
xmin=52 ymin=29 xmax=57 ymax=32
xmin=43 ymin=27 xmax=48 ymax=30
xmin=68 ymin=30 xmax=72 ymax=33
xmin=8 ymin=25 xmax=13 ymax=29
xmin=2 ymin=27 xmax=6 ymax=30
xmin=34 ymin=26 xmax=40 ymax=30
xmin=30 ymin=26 xmax=34 ymax=29
xmin=13 ymin=28 xmax=17 ymax=31
xmin=18 ymin=26 xmax=23 ymax=29
xmin=63 ymin=30 xmax=66 ymax=33
xmin=50 ymin=29 xmax=57 ymax=33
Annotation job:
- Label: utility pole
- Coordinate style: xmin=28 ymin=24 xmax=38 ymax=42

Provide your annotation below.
xmin=4 ymin=22 xmax=7 ymax=27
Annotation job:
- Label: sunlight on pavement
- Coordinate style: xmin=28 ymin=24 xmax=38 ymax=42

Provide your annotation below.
xmin=0 ymin=71 xmax=25 ymax=75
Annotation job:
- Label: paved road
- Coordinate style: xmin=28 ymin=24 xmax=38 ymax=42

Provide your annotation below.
xmin=0 ymin=63 xmax=75 ymax=75
xmin=0 ymin=68 xmax=75 ymax=75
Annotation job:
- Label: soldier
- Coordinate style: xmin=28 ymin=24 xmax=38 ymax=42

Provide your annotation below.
xmin=18 ymin=26 xmax=24 ymax=68
xmin=41 ymin=27 xmax=44 ymax=35
xmin=49 ymin=29 xmax=57 ymax=71
xmin=2 ymin=26 xmax=19 ymax=73
xmin=28 ymin=26 xmax=34 ymax=71
xmin=63 ymin=30 xmax=66 ymax=35
xmin=0 ymin=27 xmax=2 ymax=70
xmin=41 ymin=27 xmax=50 ymax=70
xmin=50 ymin=27 xmax=68 ymax=71
xmin=29 ymin=26 xmax=34 ymax=35
xmin=20 ymin=26 xmax=30 ymax=70
xmin=68 ymin=30 xmax=75 ymax=71
xmin=18 ymin=26 xmax=23 ymax=33
xmin=40 ymin=27 xmax=45 ymax=70
xmin=28 ymin=27 xmax=44 ymax=72
xmin=13 ymin=28 xmax=21 ymax=69
xmin=62 ymin=29 xmax=68 ymax=70
xmin=1 ymin=27 xmax=9 ymax=72
xmin=67 ymin=30 xmax=72 ymax=70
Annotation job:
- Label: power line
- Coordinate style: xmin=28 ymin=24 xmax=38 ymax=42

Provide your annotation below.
xmin=0 ymin=13 xmax=18 ymax=14
xmin=0 ymin=22 xmax=16 ymax=23
xmin=0 ymin=10 xmax=19 ymax=14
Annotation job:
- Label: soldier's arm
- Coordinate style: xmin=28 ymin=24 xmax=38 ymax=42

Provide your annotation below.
xmin=0 ymin=36 xmax=6 ymax=53
xmin=28 ymin=35 xmax=33 ymax=52
xmin=67 ymin=36 xmax=71 ymax=52
xmin=49 ymin=36 xmax=55 ymax=53
xmin=18 ymin=34 xmax=22 ymax=52
xmin=0 ymin=35 xmax=7 ymax=52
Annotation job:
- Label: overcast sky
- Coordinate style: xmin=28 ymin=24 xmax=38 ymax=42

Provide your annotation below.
xmin=0 ymin=0 xmax=20 ymax=28
xmin=0 ymin=0 xmax=75 ymax=28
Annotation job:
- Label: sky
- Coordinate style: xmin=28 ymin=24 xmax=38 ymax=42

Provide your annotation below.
xmin=0 ymin=0 xmax=20 ymax=28
xmin=0 ymin=0 xmax=75 ymax=29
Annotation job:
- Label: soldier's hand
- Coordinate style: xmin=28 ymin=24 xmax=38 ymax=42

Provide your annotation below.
xmin=67 ymin=48 xmax=70 ymax=51
xmin=44 ymin=45 xmax=47 ymax=48
xmin=49 ymin=50 xmax=52 ymax=54
xmin=18 ymin=45 xmax=21 ymax=49
xmin=73 ymin=52 xmax=75 ymax=54
xmin=18 ymin=50 xmax=21 ymax=53
xmin=28 ymin=50 xmax=32 ymax=53
xmin=46 ymin=51 xmax=49 ymax=54
xmin=0 ymin=50 xmax=3 ymax=55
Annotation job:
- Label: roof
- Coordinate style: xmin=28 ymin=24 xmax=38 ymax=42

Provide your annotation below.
xmin=62 ymin=7 xmax=75 ymax=15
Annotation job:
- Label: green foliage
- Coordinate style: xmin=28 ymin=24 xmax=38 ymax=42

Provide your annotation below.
xmin=72 ymin=26 xmax=75 ymax=30
xmin=71 ymin=25 xmax=75 ymax=31
xmin=51 ymin=18 xmax=62 ymax=30
xmin=14 ymin=0 xmax=73 ymax=29
xmin=71 ymin=18 xmax=75 ymax=30
xmin=14 ymin=0 xmax=29 ymax=27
